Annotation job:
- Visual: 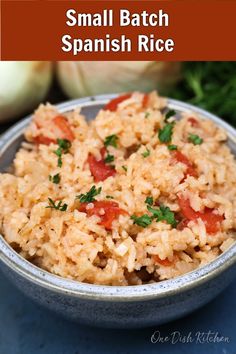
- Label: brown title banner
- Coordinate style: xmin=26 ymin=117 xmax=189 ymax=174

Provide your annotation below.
xmin=1 ymin=0 xmax=236 ymax=60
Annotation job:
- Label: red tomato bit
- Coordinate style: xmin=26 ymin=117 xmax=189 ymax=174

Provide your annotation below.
xmin=52 ymin=115 xmax=75 ymax=142
xmin=104 ymin=93 xmax=149 ymax=112
xmin=172 ymin=151 xmax=197 ymax=178
xmin=178 ymin=196 xmax=224 ymax=234
xmin=188 ymin=117 xmax=199 ymax=127
xmin=79 ymin=200 xmax=127 ymax=230
xmin=142 ymin=94 xmax=149 ymax=108
xmin=34 ymin=135 xmax=56 ymax=145
xmin=88 ymin=148 xmax=116 ymax=182
xmin=34 ymin=115 xmax=74 ymax=145
xmin=104 ymin=94 xmax=132 ymax=112
xmin=153 ymin=255 xmax=177 ymax=267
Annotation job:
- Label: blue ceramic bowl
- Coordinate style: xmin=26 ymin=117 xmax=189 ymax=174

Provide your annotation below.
xmin=0 ymin=95 xmax=236 ymax=328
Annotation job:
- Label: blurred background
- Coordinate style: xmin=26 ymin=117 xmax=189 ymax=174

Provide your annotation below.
xmin=0 ymin=61 xmax=236 ymax=132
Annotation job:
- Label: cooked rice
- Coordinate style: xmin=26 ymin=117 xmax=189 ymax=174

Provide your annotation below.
xmin=0 ymin=91 xmax=235 ymax=285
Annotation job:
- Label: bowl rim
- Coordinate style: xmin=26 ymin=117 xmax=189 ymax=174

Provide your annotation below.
xmin=0 ymin=93 xmax=236 ymax=302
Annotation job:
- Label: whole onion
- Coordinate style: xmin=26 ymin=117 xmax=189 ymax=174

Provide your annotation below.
xmin=56 ymin=61 xmax=181 ymax=98
xmin=0 ymin=61 xmax=53 ymax=122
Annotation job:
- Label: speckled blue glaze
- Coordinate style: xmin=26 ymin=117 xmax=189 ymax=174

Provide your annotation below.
xmin=0 ymin=95 xmax=236 ymax=328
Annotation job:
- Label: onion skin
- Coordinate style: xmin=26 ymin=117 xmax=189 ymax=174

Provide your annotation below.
xmin=56 ymin=61 xmax=181 ymax=98
xmin=0 ymin=61 xmax=53 ymax=123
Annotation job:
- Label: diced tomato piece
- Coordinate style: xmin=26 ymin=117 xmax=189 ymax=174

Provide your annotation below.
xmin=104 ymin=93 xmax=149 ymax=112
xmin=33 ymin=115 xmax=74 ymax=145
xmin=142 ymin=94 xmax=149 ymax=108
xmin=188 ymin=117 xmax=199 ymax=127
xmin=79 ymin=200 xmax=127 ymax=230
xmin=199 ymin=208 xmax=224 ymax=234
xmin=52 ymin=115 xmax=75 ymax=142
xmin=88 ymin=154 xmax=115 ymax=182
xmin=88 ymin=149 xmax=116 ymax=182
xmin=104 ymin=94 xmax=132 ymax=112
xmin=34 ymin=135 xmax=56 ymax=145
xmin=172 ymin=151 xmax=197 ymax=178
xmin=100 ymin=147 xmax=107 ymax=159
xmin=178 ymin=196 xmax=224 ymax=234
xmin=153 ymin=255 xmax=176 ymax=267
xmin=178 ymin=196 xmax=199 ymax=220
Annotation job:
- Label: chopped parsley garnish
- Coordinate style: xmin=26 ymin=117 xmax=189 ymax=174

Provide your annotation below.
xmin=147 ymin=205 xmax=177 ymax=227
xmin=104 ymin=134 xmax=118 ymax=148
xmin=165 ymin=109 xmax=176 ymax=122
xmin=104 ymin=154 xmax=114 ymax=164
xmin=168 ymin=144 xmax=178 ymax=151
xmin=57 ymin=139 xmax=71 ymax=151
xmin=54 ymin=150 xmax=62 ymax=168
xmin=145 ymin=112 xmax=150 ymax=118
xmin=46 ymin=198 xmax=67 ymax=211
xmin=158 ymin=123 xmax=175 ymax=143
xmin=54 ymin=139 xmax=71 ymax=167
xmin=49 ymin=173 xmax=60 ymax=184
xmin=77 ymin=185 xmax=102 ymax=203
xmin=145 ymin=196 xmax=153 ymax=206
xmin=131 ymin=203 xmax=177 ymax=228
xmin=142 ymin=148 xmax=150 ymax=158
xmin=188 ymin=134 xmax=203 ymax=145
xmin=131 ymin=214 xmax=152 ymax=228
xmin=106 ymin=195 xmax=114 ymax=199
xmin=122 ymin=165 xmax=127 ymax=172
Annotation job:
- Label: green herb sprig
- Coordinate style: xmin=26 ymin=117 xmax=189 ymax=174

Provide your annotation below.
xmin=165 ymin=109 xmax=176 ymax=122
xmin=131 ymin=203 xmax=177 ymax=228
xmin=77 ymin=185 xmax=102 ymax=203
xmin=147 ymin=205 xmax=177 ymax=227
xmin=131 ymin=214 xmax=152 ymax=228
xmin=188 ymin=134 xmax=203 ymax=145
xmin=145 ymin=196 xmax=153 ymax=206
xmin=49 ymin=173 xmax=61 ymax=184
xmin=54 ymin=139 xmax=71 ymax=167
xmin=46 ymin=198 xmax=67 ymax=211
xmin=142 ymin=148 xmax=150 ymax=158
xmin=158 ymin=123 xmax=175 ymax=143
xmin=168 ymin=144 xmax=178 ymax=151
xmin=104 ymin=154 xmax=114 ymax=163
xmin=104 ymin=135 xmax=118 ymax=148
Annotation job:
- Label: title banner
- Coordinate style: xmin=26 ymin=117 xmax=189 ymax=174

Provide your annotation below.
xmin=1 ymin=0 xmax=236 ymax=60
